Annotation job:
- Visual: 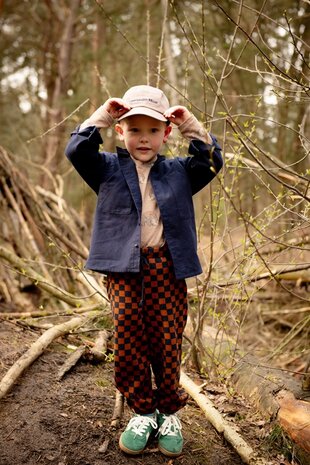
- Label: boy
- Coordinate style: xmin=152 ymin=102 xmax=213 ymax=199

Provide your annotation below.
xmin=65 ymin=85 xmax=222 ymax=456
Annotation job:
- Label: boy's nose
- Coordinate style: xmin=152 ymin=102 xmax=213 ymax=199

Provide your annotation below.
xmin=139 ymin=133 xmax=148 ymax=142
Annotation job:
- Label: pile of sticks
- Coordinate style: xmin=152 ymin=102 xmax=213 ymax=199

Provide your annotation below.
xmin=0 ymin=145 xmax=107 ymax=313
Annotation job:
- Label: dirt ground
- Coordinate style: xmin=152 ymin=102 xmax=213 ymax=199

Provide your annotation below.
xmin=0 ymin=320 xmax=288 ymax=465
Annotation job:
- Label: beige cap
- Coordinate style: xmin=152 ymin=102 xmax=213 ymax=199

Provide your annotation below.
xmin=118 ymin=85 xmax=170 ymax=122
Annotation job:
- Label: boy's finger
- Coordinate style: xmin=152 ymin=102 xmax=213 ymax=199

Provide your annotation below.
xmin=113 ymin=101 xmax=130 ymax=110
xmin=164 ymin=108 xmax=184 ymax=118
xmin=164 ymin=111 xmax=175 ymax=118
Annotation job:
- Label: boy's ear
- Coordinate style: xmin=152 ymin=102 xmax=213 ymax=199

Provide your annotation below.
xmin=115 ymin=123 xmax=124 ymax=140
xmin=163 ymin=124 xmax=172 ymax=143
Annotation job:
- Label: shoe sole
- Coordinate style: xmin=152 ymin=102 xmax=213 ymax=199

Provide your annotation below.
xmin=158 ymin=444 xmax=183 ymax=457
xmin=119 ymin=437 xmax=145 ymax=455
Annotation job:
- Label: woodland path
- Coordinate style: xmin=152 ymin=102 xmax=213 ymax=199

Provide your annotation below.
xmin=0 ymin=319 xmax=280 ymax=465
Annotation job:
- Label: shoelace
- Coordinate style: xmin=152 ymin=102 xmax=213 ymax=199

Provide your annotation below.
xmin=126 ymin=415 xmax=157 ymax=437
xmin=157 ymin=415 xmax=182 ymax=437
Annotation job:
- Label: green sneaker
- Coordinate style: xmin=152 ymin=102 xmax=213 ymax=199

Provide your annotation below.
xmin=157 ymin=412 xmax=183 ymax=457
xmin=119 ymin=413 xmax=157 ymax=455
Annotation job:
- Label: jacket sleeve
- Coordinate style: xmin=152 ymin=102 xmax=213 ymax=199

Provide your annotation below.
xmin=181 ymin=134 xmax=223 ymax=195
xmin=64 ymin=126 xmax=106 ymax=194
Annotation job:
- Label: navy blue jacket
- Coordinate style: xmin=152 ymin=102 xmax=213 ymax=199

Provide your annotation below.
xmin=65 ymin=126 xmax=223 ymax=279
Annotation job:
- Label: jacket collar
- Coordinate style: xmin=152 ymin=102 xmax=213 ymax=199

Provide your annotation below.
xmin=116 ymin=146 xmax=130 ymax=157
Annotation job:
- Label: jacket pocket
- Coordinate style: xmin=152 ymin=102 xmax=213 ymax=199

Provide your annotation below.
xmin=98 ymin=174 xmax=133 ymax=215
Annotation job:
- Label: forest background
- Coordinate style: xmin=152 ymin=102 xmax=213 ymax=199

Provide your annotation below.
xmin=0 ymin=0 xmax=309 ymax=425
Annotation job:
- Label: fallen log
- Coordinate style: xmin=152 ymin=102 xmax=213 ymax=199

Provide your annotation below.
xmin=232 ymin=355 xmax=310 ymax=457
xmin=110 ymin=390 xmax=124 ymax=428
xmin=57 ymin=345 xmax=87 ymax=380
xmin=277 ymin=391 xmax=310 ymax=452
xmin=180 ymin=370 xmax=261 ymax=464
xmin=89 ymin=329 xmax=110 ymax=361
xmin=0 ymin=316 xmax=85 ymax=400
xmin=224 ymin=151 xmax=309 ymax=191
xmin=187 ymin=323 xmax=310 ymax=464
xmin=57 ymin=329 xmax=110 ymax=380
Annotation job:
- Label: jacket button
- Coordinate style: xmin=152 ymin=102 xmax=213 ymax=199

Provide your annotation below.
xmin=134 ymin=243 xmax=139 ymax=248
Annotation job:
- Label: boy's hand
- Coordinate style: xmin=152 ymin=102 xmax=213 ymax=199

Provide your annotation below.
xmin=103 ymin=98 xmax=131 ymax=120
xmin=165 ymin=105 xmax=213 ymax=145
xmin=80 ymin=98 xmax=131 ymax=130
xmin=164 ymin=106 xmax=192 ymax=126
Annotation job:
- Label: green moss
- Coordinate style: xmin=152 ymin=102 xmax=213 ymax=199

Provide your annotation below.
xmin=95 ymin=378 xmax=110 ymax=388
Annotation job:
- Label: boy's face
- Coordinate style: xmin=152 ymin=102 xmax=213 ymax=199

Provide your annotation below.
xmin=115 ymin=114 xmax=171 ymax=163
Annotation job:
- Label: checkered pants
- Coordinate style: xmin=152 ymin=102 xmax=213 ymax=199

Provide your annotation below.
xmin=106 ymin=244 xmax=188 ymax=414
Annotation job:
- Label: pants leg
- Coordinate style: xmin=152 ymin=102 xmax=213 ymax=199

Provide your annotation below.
xmin=142 ymin=247 xmax=188 ymax=414
xmin=106 ymin=245 xmax=188 ymax=415
xmin=106 ymin=272 xmax=157 ymax=414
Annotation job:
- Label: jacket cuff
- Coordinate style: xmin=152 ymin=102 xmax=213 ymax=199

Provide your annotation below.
xmin=188 ymin=135 xmax=223 ymax=173
xmin=188 ymin=134 xmax=220 ymax=155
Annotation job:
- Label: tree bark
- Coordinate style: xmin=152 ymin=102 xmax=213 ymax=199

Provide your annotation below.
xmin=44 ymin=0 xmax=81 ymax=178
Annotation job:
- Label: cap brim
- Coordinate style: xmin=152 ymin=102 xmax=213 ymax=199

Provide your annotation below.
xmin=118 ymin=106 xmax=167 ymax=122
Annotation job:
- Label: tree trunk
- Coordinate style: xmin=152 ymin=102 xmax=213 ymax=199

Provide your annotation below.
xmin=160 ymin=0 xmax=179 ymax=103
xmin=44 ymin=0 xmax=81 ymax=179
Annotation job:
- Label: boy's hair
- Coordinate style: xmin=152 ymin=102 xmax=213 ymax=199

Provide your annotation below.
xmin=118 ymin=85 xmax=169 ymax=123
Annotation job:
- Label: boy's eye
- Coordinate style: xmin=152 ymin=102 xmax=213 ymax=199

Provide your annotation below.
xmin=151 ymin=128 xmax=159 ymax=133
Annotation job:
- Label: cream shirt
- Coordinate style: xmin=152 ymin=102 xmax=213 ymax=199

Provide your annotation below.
xmin=133 ymin=159 xmax=165 ymax=248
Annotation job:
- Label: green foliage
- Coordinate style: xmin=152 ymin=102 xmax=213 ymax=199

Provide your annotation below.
xmin=93 ymin=314 xmax=114 ymax=331
xmin=263 ymin=424 xmax=299 ymax=463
